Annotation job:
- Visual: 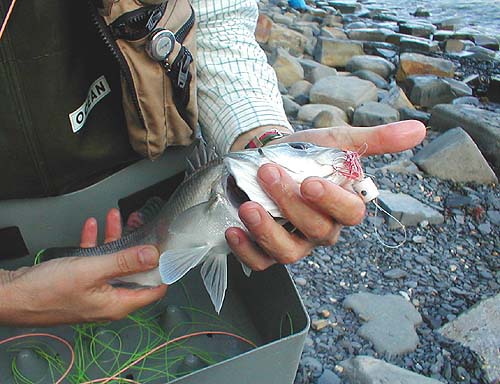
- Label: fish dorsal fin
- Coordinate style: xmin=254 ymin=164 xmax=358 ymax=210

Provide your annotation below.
xmin=159 ymin=245 xmax=212 ymax=285
xmin=200 ymin=249 xmax=228 ymax=314
xmin=186 ymin=139 xmax=219 ymax=177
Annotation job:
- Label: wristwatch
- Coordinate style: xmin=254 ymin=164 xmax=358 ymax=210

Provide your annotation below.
xmin=146 ymin=29 xmax=176 ymax=62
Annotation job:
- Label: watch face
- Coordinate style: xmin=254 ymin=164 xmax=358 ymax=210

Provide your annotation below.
xmin=148 ymin=30 xmax=175 ymax=61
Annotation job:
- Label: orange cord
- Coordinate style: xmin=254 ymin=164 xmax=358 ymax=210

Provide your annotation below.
xmin=0 ymin=0 xmax=17 ymax=41
xmin=90 ymin=331 xmax=257 ymax=384
xmin=0 ymin=332 xmax=75 ymax=384
xmin=0 ymin=330 xmax=256 ymax=383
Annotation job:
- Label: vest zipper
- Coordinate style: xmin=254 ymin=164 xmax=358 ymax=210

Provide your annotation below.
xmin=89 ymin=0 xmax=146 ymax=130
xmin=89 ymin=2 xmax=196 ymax=134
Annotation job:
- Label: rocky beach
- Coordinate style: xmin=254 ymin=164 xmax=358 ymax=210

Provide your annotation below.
xmin=255 ymin=1 xmax=500 ymax=383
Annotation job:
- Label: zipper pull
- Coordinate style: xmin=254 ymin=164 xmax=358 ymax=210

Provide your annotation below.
xmin=146 ymin=7 xmax=163 ymax=33
xmin=177 ymin=49 xmax=192 ymax=89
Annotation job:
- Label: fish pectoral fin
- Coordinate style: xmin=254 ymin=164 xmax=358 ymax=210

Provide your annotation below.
xmin=159 ymin=245 xmax=212 ymax=285
xmin=200 ymin=250 xmax=228 ymax=314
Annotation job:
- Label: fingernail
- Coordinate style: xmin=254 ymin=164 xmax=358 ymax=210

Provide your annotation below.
xmin=302 ymin=180 xmax=324 ymax=199
xmin=226 ymin=230 xmax=240 ymax=246
xmin=243 ymin=208 xmax=261 ymax=226
xmin=139 ymin=247 xmax=158 ymax=266
xmin=259 ymin=165 xmax=281 ymax=186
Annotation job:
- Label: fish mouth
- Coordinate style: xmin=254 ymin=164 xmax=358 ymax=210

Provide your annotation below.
xmin=225 ymin=174 xmax=250 ymax=209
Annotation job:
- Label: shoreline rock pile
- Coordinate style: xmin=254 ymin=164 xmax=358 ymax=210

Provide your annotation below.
xmin=255 ymin=1 xmax=500 ymax=383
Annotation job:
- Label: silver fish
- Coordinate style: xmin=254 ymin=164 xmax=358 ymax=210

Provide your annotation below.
xmin=43 ymin=142 xmax=367 ymax=313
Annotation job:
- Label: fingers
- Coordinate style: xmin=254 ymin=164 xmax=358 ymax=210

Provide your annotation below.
xmin=80 ymin=217 xmax=98 ymax=248
xmin=226 ymin=203 xmax=314 ymax=267
xmin=80 ymin=245 xmax=161 ymax=282
xmin=226 ymin=228 xmax=276 ymax=271
xmin=109 ymin=284 xmax=168 ymax=320
xmin=301 ymin=177 xmax=366 ymax=226
xmin=80 ymin=208 xmax=122 ymax=247
xmin=280 ymin=120 xmax=426 ymax=155
xmin=258 ymin=164 xmax=365 ymax=234
xmin=104 ymin=208 xmax=122 ymax=243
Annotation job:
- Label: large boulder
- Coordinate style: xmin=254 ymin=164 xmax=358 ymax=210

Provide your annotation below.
xmin=397 ymin=53 xmax=455 ymax=81
xmin=313 ymin=110 xmax=350 ymax=128
xmin=255 ymin=14 xmax=273 ymax=44
xmin=346 ymin=28 xmax=394 ymax=42
xmin=345 ymin=55 xmax=396 ymax=79
xmin=267 ymin=24 xmax=308 ymax=55
xmin=340 ymin=356 xmax=445 ymax=384
xmin=379 ymin=86 xmax=415 ymax=111
xmin=314 ymin=37 xmax=364 ymax=67
xmin=351 ymin=70 xmax=389 ymax=90
xmin=439 ymin=294 xmax=500 ymax=384
xmin=320 ymin=26 xmax=348 ymax=40
xmin=271 ymin=48 xmax=304 ymax=87
xmin=399 ymin=22 xmax=436 ymax=38
xmin=429 ymin=104 xmax=500 ymax=174
xmin=344 ymin=292 xmax=422 ymax=355
xmin=352 ymin=102 xmax=400 ymax=126
xmin=400 ymin=36 xmax=440 ymax=54
xmin=412 ymin=127 xmax=498 ymax=183
xmin=377 ymin=190 xmax=444 ymax=228
xmin=309 ymin=76 xmax=378 ymax=112
xmin=297 ymin=104 xmax=348 ymax=123
xmin=404 ymin=75 xmax=472 ymax=107
xmin=298 ymin=58 xmax=338 ymax=84
xmin=288 ymin=80 xmax=313 ymax=105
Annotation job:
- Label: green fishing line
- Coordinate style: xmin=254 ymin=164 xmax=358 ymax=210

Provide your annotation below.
xmin=14 ymin=260 xmax=257 ymax=383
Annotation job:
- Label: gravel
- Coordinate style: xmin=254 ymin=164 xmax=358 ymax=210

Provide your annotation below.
xmin=290 ymin=132 xmax=498 ymax=384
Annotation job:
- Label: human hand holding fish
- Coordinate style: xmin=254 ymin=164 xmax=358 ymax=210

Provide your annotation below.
xmin=226 ymin=120 xmax=426 ymax=272
xmin=0 ymin=209 xmax=166 ymax=326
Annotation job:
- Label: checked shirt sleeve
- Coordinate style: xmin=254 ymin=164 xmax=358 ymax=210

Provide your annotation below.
xmin=193 ymin=0 xmax=293 ymax=155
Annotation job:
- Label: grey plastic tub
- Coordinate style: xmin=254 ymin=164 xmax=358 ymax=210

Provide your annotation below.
xmin=0 ymin=152 xmax=309 ymax=383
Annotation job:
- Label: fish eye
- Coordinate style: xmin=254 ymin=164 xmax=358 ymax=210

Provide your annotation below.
xmin=287 ymin=142 xmax=311 ymax=150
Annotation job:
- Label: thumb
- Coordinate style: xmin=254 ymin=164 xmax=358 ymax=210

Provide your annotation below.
xmin=83 ymin=245 xmax=160 ymax=282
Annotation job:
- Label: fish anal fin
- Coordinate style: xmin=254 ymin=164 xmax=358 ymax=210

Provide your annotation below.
xmin=200 ymin=251 xmax=228 ymax=314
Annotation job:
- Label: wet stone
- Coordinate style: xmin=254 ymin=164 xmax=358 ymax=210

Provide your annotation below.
xmin=478 ymin=222 xmax=491 ymax=235
xmin=340 ymin=356 xmax=445 ymax=384
xmin=399 ymin=108 xmax=430 ymax=124
xmin=487 ymin=210 xmax=500 ymax=226
xmin=384 ymin=268 xmax=408 ymax=279
xmin=351 ymin=69 xmax=390 ymax=89
xmin=344 ymin=292 xmax=422 ymax=355
xmin=318 ymin=369 xmax=341 ymax=384
xmin=301 ymin=356 xmax=323 ymax=378
xmin=352 ymin=101 xmax=400 ymax=126
xmin=377 ymin=190 xmax=445 ymax=229
xmin=412 ymin=127 xmax=498 ymax=184
xmin=401 ymin=36 xmax=440 ymax=53
xmin=295 ymin=277 xmax=308 ymax=286
xmin=439 ymin=294 xmax=500 ymax=383
xmin=345 ymin=55 xmax=395 ymax=79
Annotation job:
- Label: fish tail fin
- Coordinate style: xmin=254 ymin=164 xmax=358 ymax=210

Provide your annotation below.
xmin=159 ymin=245 xmax=212 ymax=285
xmin=200 ymin=250 xmax=228 ymax=314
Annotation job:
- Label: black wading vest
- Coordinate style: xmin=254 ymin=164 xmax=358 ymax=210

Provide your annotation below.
xmin=0 ymin=0 xmax=141 ymax=200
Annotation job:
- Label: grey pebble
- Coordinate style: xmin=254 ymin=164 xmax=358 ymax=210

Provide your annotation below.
xmin=478 ymin=222 xmax=492 ymax=235
xmin=295 ymin=277 xmax=308 ymax=286
xmin=301 ymin=356 xmax=323 ymax=378
xmin=317 ymin=369 xmax=341 ymax=384
xmin=384 ymin=268 xmax=408 ymax=279
xmin=412 ymin=235 xmax=427 ymax=244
